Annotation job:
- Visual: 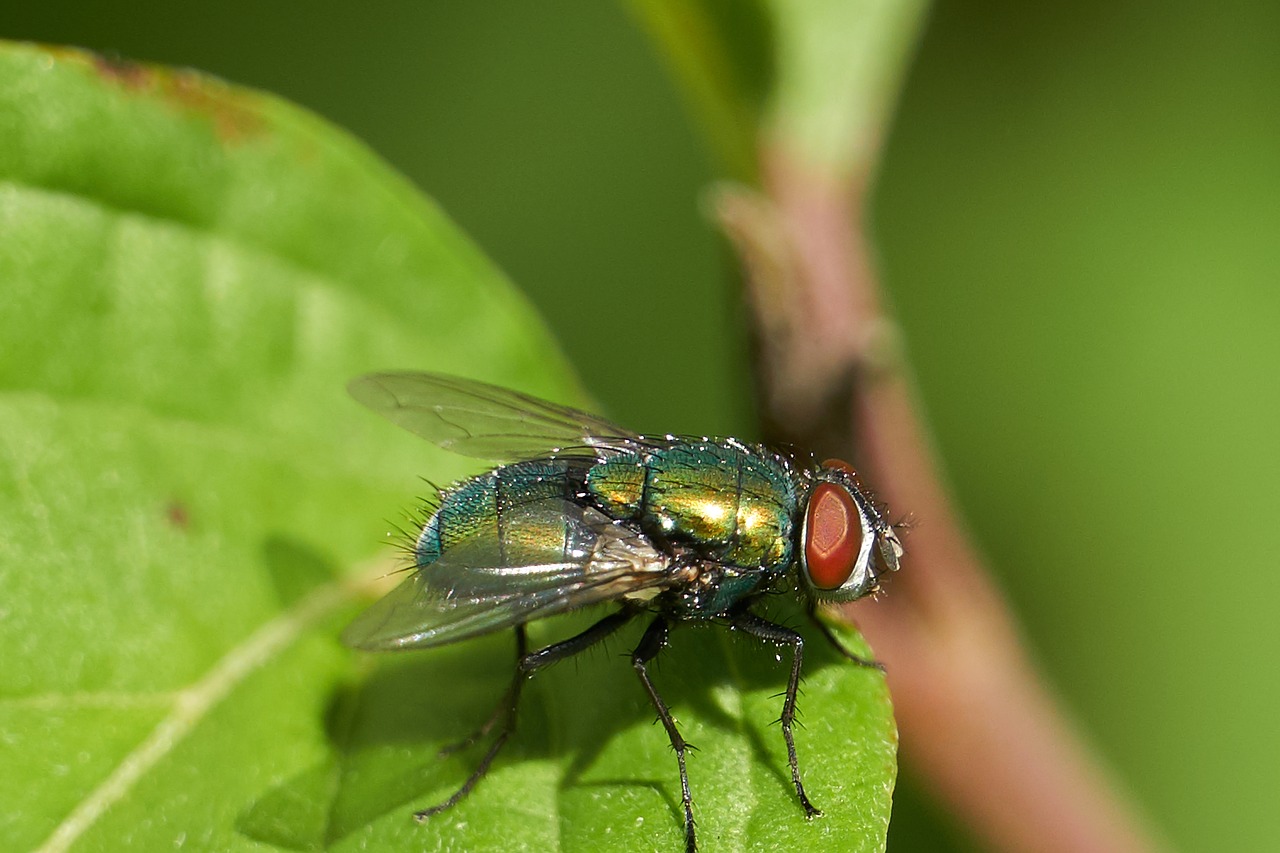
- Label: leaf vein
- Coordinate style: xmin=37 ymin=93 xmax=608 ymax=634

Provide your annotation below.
xmin=33 ymin=569 xmax=378 ymax=853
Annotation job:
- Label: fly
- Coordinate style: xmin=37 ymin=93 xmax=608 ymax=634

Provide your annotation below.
xmin=341 ymin=372 xmax=903 ymax=852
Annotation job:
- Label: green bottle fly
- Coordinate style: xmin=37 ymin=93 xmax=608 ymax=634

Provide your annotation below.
xmin=342 ymin=372 xmax=903 ymax=853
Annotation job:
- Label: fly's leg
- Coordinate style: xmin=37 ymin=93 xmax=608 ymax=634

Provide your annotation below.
xmin=806 ymin=604 xmax=885 ymax=673
xmin=438 ymin=625 xmax=529 ymax=757
xmin=632 ymin=617 xmax=697 ymax=853
xmin=731 ymin=612 xmax=822 ymax=819
xmin=416 ymin=610 xmax=635 ymax=821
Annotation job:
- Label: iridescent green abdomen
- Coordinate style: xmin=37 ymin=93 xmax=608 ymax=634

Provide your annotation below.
xmin=586 ymin=440 xmax=798 ymax=570
xmin=418 ymin=459 xmax=581 ymax=567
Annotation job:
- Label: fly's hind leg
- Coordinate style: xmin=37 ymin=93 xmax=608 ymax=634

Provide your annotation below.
xmin=731 ymin=611 xmax=822 ymax=819
xmin=416 ymin=609 xmax=635 ymax=821
xmin=807 ymin=604 xmax=885 ymax=673
xmin=438 ymin=624 xmax=530 ymax=757
xmin=632 ymin=616 xmax=698 ymax=853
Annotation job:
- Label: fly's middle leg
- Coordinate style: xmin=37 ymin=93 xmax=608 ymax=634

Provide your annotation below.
xmin=806 ymin=603 xmax=885 ymax=673
xmin=632 ymin=616 xmax=698 ymax=853
xmin=415 ymin=608 xmax=635 ymax=821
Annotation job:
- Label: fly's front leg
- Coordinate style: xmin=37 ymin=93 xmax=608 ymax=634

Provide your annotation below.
xmin=731 ymin=611 xmax=821 ymax=819
xmin=632 ymin=617 xmax=697 ymax=853
xmin=439 ymin=624 xmax=530 ymax=757
xmin=806 ymin=603 xmax=885 ymax=673
xmin=417 ymin=609 xmax=634 ymax=821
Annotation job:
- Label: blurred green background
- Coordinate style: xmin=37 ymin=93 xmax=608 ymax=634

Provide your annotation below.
xmin=4 ymin=1 xmax=1277 ymax=850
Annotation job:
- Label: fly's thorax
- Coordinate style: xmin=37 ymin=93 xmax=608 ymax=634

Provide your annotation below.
xmin=586 ymin=440 xmax=798 ymax=570
xmin=584 ymin=456 xmax=646 ymax=519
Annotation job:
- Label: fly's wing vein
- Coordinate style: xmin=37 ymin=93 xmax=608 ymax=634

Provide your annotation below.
xmin=348 ymin=372 xmax=647 ymax=462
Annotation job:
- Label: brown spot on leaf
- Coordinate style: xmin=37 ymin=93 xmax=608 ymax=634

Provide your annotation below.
xmin=83 ymin=48 xmax=266 ymax=144
xmin=165 ymin=501 xmax=191 ymax=530
xmin=91 ymin=53 xmax=152 ymax=88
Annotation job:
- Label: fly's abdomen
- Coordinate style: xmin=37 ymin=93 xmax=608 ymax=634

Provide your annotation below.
xmin=418 ymin=459 xmax=581 ymax=568
xmin=587 ymin=441 xmax=797 ymax=570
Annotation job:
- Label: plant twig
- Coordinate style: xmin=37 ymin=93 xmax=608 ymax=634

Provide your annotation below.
xmin=711 ymin=153 xmax=1164 ymax=852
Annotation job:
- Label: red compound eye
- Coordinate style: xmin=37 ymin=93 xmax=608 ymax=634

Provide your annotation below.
xmin=804 ymin=482 xmax=863 ymax=589
xmin=821 ymin=458 xmax=858 ymax=476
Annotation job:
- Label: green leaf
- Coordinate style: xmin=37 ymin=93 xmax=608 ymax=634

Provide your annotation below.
xmin=629 ymin=0 xmax=928 ymax=181
xmin=232 ymin=608 xmax=896 ymax=853
xmin=0 ymin=42 xmax=894 ymax=852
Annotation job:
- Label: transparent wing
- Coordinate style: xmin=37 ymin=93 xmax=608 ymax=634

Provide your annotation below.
xmin=341 ymin=499 xmax=669 ymax=651
xmin=348 ymin=371 xmax=646 ymax=462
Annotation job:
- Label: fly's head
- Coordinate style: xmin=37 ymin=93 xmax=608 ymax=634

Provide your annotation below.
xmin=798 ymin=458 xmax=903 ymax=602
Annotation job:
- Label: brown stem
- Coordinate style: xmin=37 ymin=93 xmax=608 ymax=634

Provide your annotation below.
xmin=713 ymin=150 xmax=1164 ymax=853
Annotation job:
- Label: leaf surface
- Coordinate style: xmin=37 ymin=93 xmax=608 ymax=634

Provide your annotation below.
xmin=0 ymin=42 xmax=894 ymax=853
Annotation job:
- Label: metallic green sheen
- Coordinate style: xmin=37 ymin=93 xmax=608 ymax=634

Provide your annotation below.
xmin=585 ymin=456 xmax=646 ymax=516
xmin=588 ymin=441 xmax=797 ymax=570
xmin=419 ymin=459 xmax=577 ymax=567
xmin=706 ymin=571 xmax=766 ymax=613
